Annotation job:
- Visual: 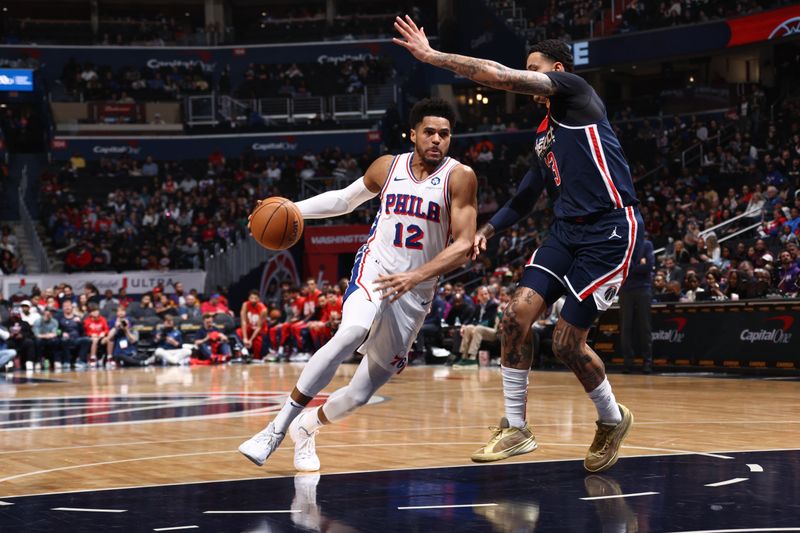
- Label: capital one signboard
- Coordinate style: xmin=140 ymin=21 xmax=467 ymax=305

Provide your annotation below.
xmin=594 ymin=303 xmax=800 ymax=369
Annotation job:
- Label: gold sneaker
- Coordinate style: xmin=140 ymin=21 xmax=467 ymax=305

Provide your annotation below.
xmin=471 ymin=417 xmax=538 ymax=463
xmin=584 ymin=403 xmax=633 ymax=473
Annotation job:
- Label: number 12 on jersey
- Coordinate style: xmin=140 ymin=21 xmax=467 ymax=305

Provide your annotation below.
xmin=393 ymin=223 xmax=424 ymax=249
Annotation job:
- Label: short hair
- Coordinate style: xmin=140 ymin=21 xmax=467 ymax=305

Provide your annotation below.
xmin=248 ymin=289 xmax=259 ymax=297
xmin=527 ymin=39 xmax=574 ymax=72
xmin=409 ymin=98 xmax=455 ymax=129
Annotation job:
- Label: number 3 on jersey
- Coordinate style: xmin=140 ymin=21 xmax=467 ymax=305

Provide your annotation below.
xmin=545 ymin=151 xmax=561 ymax=186
xmin=393 ymin=223 xmax=424 ymax=249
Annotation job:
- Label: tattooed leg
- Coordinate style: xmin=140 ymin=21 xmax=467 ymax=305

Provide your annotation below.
xmin=499 ymin=287 xmax=546 ymax=370
xmin=552 ymin=318 xmax=606 ymax=392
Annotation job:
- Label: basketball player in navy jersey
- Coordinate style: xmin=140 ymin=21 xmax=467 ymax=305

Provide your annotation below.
xmin=395 ymin=16 xmax=641 ymax=472
xmin=239 ymin=99 xmax=478 ymax=472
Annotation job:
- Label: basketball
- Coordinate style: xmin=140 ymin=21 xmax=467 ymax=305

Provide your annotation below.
xmin=249 ymin=197 xmax=304 ymax=250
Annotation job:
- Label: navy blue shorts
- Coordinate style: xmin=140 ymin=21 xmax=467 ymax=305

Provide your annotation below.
xmin=520 ymin=206 xmax=644 ymax=329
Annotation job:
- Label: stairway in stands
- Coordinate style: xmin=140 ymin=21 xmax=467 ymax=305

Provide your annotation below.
xmin=1 ymin=154 xmax=52 ymax=274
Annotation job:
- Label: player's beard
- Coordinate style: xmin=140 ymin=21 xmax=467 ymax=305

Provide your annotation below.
xmin=420 ymin=148 xmax=444 ymax=167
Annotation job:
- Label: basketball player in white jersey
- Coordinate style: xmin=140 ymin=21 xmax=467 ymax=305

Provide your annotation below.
xmin=239 ymin=98 xmax=477 ymax=471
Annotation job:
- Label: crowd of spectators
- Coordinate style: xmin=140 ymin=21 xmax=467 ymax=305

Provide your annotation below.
xmin=235 ymin=2 xmax=434 ymax=44
xmin=2 ymin=15 xmax=223 ymax=47
xmin=235 ymin=58 xmax=395 ymax=100
xmin=0 ymin=277 xmax=349 ymax=371
xmin=513 ymin=0 xmax=794 ymax=42
xmin=58 ymin=58 xmax=214 ymax=103
xmin=2 ymin=2 xmax=432 ymax=46
xmin=40 ymin=146 xmax=376 ymax=272
xmin=616 ymin=0 xmax=794 ymax=35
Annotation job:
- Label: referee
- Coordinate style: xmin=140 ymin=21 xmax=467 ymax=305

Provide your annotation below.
xmin=619 ymin=234 xmax=655 ymax=374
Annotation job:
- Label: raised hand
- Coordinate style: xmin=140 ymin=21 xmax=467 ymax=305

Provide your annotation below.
xmin=392 ymin=15 xmax=435 ymax=63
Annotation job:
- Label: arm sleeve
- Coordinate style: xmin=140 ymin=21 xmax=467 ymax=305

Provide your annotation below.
xmin=488 ymin=163 xmax=546 ymax=234
xmin=294 ymin=177 xmax=378 ymax=219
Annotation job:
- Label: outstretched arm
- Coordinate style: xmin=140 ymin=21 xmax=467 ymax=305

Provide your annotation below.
xmin=374 ymin=165 xmax=478 ymax=302
xmin=393 ymin=15 xmax=555 ymax=96
xmin=249 ymin=155 xmax=393 ymax=223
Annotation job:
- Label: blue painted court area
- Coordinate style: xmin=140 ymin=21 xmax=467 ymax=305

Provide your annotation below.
xmin=2 ymin=450 xmax=798 ymax=532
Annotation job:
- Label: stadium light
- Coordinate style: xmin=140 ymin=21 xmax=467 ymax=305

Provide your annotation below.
xmin=482 ymin=97 xmax=489 ymax=104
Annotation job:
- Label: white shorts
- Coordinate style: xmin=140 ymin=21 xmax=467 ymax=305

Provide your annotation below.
xmin=342 ymin=253 xmax=434 ymax=374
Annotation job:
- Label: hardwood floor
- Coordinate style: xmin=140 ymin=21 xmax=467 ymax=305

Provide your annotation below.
xmin=1 ymin=364 xmax=798 ymax=498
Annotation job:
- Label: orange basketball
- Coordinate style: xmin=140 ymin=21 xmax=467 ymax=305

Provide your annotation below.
xmin=249 ymin=197 xmax=304 ymax=250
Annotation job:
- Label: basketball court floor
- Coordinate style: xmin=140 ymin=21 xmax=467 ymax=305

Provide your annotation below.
xmin=0 ymin=364 xmax=798 ymax=532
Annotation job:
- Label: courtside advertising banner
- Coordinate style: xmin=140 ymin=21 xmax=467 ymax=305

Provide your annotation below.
xmin=1 ymin=270 xmax=206 ymax=297
xmin=594 ymin=301 xmax=800 ymax=369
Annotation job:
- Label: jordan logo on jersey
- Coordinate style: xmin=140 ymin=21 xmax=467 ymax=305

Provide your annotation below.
xmin=384 ymin=193 xmax=442 ymax=223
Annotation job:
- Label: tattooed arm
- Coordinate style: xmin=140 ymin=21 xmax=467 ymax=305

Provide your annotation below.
xmin=393 ymin=15 xmax=555 ymax=96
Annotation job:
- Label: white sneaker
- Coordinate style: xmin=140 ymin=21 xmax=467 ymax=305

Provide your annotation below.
xmin=25 ymin=361 xmax=33 ymax=371
xmin=54 ymin=361 xmax=63 ymax=371
xmin=238 ymin=422 xmax=285 ymax=467
xmin=289 ymin=413 xmax=320 ymax=472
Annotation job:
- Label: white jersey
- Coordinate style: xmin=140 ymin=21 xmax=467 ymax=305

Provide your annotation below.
xmin=365 ymin=151 xmax=458 ymax=278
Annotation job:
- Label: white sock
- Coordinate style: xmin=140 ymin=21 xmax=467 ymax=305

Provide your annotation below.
xmin=501 ymin=366 xmax=529 ymax=428
xmin=272 ymin=399 xmax=304 ymax=434
xmin=588 ymin=377 xmax=622 ymax=425
xmin=298 ymin=406 xmax=325 ymax=434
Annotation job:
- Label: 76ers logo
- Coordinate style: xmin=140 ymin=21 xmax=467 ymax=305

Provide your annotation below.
xmin=390 ymin=354 xmax=408 ymax=374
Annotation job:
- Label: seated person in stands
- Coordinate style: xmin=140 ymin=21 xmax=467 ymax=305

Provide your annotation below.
xmin=33 ymin=308 xmax=64 ymax=370
xmin=268 ymin=287 xmax=301 ymax=359
xmin=193 ymin=313 xmax=231 ymax=361
xmin=445 ymin=293 xmax=475 ymax=365
xmin=655 ymin=280 xmax=683 ymax=303
xmin=457 ymin=286 xmax=499 ymax=366
xmin=652 ymin=273 xmax=667 ymax=300
xmin=179 ymin=293 xmax=203 ymax=321
xmin=200 ymin=293 xmax=232 ymax=316
xmin=0 ymin=324 xmax=16 ymax=371
xmin=702 ymin=271 xmax=726 ymax=300
xmin=99 ymin=289 xmax=119 ymax=313
xmin=106 ymin=308 xmax=147 ymax=367
xmin=238 ymin=290 xmax=268 ymax=360
xmin=749 ymin=268 xmax=772 ymax=299
xmin=153 ymin=315 xmax=191 ymax=365
xmin=724 ymin=270 xmax=746 ymax=300
xmin=83 ymin=303 xmax=110 ymax=367
xmin=5 ymin=310 xmax=35 ymax=371
xmin=131 ymin=294 xmax=158 ymax=320
xmin=58 ymin=300 xmax=91 ymax=368
xmin=155 ymin=292 xmax=179 ymax=318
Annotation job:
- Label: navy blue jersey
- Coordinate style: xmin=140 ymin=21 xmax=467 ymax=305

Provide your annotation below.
xmin=534 ymin=71 xmax=637 ymax=219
